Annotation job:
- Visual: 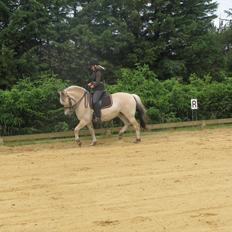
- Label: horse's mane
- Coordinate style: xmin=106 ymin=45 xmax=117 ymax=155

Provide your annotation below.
xmin=64 ymin=85 xmax=86 ymax=93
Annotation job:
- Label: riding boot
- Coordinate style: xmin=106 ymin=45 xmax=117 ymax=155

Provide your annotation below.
xmin=93 ymin=103 xmax=101 ymax=125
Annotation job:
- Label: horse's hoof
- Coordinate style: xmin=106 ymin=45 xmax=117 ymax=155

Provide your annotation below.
xmin=134 ymin=138 xmax=141 ymax=143
xmin=76 ymin=139 xmax=82 ymax=147
xmin=90 ymin=141 xmax=97 ymax=146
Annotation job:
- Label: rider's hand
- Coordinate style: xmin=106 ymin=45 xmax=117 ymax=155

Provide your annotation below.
xmin=88 ymin=82 xmax=94 ymax=88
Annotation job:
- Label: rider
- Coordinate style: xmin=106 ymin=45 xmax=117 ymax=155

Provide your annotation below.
xmin=88 ymin=59 xmax=105 ymax=123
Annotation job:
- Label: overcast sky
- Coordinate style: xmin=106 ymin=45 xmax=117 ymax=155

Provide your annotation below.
xmin=215 ymin=0 xmax=232 ymax=26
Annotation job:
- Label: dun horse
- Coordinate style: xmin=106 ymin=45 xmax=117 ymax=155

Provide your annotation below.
xmin=59 ymin=86 xmax=147 ymax=146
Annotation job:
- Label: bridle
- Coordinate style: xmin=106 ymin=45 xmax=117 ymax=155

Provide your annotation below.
xmin=64 ymin=91 xmax=88 ymax=111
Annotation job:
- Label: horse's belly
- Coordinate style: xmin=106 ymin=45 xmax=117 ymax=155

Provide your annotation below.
xmin=101 ymin=105 xmax=119 ymax=121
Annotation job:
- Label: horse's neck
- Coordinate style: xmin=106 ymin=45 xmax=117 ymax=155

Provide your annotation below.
xmin=66 ymin=86 xmax=90 ymax=114
xmin=67 ymin=87 xmax=85 ymax=100
xmin=75 ymin=91 xmax=91 ymax=119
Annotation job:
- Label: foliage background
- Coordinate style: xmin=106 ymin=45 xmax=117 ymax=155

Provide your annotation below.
xmin=108 ymin=65 xmax=232 ymax=122
xmin=0 ymin=0 xmax=232 ymax=135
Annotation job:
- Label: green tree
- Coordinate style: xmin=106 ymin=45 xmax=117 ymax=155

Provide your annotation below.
xmin=72 ymin=0 xmax=218 ymax=81
xmin=219 ymin=9 xmax=232 ymax=76
xmin=0 ymin=0 xmax=226 ymax=89
xmin=0 ymin=0 xmax=51 ymax=88
xmin=0 ymin=0 xmax=85 ymax=89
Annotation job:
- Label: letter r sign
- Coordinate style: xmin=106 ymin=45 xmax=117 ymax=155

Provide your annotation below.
xmin=191 ymin=99 xmax=198 ymax=110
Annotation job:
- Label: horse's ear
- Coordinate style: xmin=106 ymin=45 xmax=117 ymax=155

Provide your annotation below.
xmin=58 ymin=91 xmax=66 ymax=103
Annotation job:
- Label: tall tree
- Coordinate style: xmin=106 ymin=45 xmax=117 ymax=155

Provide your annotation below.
xmin=72 ymin=0 xmax=218 ymax=81
xmin=0 ymin=0 xmax=51 ymax=88
xmin=0 ymin=0 xmax=221 ymax=89
xmin=220 ymin=9 xmax=232 ymax=76
xmin=0 ymin=0 xmax=81 ymax=88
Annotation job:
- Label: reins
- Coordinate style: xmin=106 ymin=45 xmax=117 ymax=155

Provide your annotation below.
xmin=64 ymin=91 xmax=88 ymax=110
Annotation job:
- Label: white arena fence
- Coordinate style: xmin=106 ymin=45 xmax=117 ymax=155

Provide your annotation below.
xmin=1 ymin=118 xmax=232 ymax=144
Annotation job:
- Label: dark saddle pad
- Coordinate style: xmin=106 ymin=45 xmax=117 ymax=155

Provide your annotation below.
xmin=90 ymin=92 xmax=113 ymax=109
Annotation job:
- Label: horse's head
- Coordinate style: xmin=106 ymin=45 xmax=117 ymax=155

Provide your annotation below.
xmin=58 ymin=90 xmax=74 ymax=116
xmin=59 ymin=86 xmax=88 ymax=117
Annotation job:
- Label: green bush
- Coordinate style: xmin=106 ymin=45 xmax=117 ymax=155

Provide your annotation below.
xmin=0 ymin=74 xmax=70 ymax=135
xmin=1 ymin=65 xmax=232 ymax=135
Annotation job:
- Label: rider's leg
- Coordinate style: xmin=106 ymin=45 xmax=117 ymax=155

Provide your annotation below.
xmin=92 ymin=91 xmax=104 ymax=120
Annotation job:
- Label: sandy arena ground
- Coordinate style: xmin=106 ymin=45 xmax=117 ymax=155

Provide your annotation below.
xmin=0 ymin=127 xmax=232 ymax=232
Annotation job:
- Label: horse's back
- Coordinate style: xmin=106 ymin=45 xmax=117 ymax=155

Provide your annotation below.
xmin=110 ymin=92 xmax=136 ymax=114
xmin=111 ymin=92 xmax=134 ymax=98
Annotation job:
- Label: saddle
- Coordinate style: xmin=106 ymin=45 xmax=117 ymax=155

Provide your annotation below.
xmin=89 ymin=92 xmax=113 ymax=110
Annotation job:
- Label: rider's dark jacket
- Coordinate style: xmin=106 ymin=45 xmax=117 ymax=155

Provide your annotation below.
xmin=90 ymin=66 xmax=104 ymax=91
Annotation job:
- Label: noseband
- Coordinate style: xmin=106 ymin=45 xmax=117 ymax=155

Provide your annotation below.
xmin=64 ymin=91 xmax=88 ymax=111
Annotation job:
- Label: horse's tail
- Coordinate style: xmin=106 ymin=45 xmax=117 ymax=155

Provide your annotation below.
xmin=132 ymin=94 xmax=147 ymax=129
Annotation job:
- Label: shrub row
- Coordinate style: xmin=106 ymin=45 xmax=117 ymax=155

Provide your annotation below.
xmin=1 ymin=66 xmax=232 ymax=135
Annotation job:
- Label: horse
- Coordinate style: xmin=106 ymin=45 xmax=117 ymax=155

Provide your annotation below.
xmin=59 ymin=85 xmax=147 ymax=146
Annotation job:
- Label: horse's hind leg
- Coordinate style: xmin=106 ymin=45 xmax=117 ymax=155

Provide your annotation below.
xmin=87 ymin=123 xmax=97 ymax=146
xmin=74 ymin=120 xmax=87 ymax=146
xmin=127 ymin=116 xmax=141 ymax=143
xmin=118 ymin=113 xmax=130 ymax=139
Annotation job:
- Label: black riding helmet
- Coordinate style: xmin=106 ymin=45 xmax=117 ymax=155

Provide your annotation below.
xmin=89 ymin=58 xmax=99 ymax=66
xmin=89 ymin=59 xmax=105 ymax=70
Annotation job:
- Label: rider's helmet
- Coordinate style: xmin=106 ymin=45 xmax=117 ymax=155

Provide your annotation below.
xmin=89 ymin=58 xmax=99 ymax=66
xmin=89 ymin=58 xmax=105 ymax=70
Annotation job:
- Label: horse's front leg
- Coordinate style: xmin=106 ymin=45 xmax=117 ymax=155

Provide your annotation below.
xmin=74 ymin=120 xmax=87 ymax=146
xmin=87 ymin=123 xmax=97 ymax=146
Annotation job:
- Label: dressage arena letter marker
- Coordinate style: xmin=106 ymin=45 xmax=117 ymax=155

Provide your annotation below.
xmin=191 ymin=99 xmax=198 ymax=110
xmin=191 ymin=99 xmax=198 ymax=121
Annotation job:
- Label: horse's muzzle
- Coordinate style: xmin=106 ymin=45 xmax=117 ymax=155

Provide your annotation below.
xmin=64 ymin=109 xmax=73 ymax=117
